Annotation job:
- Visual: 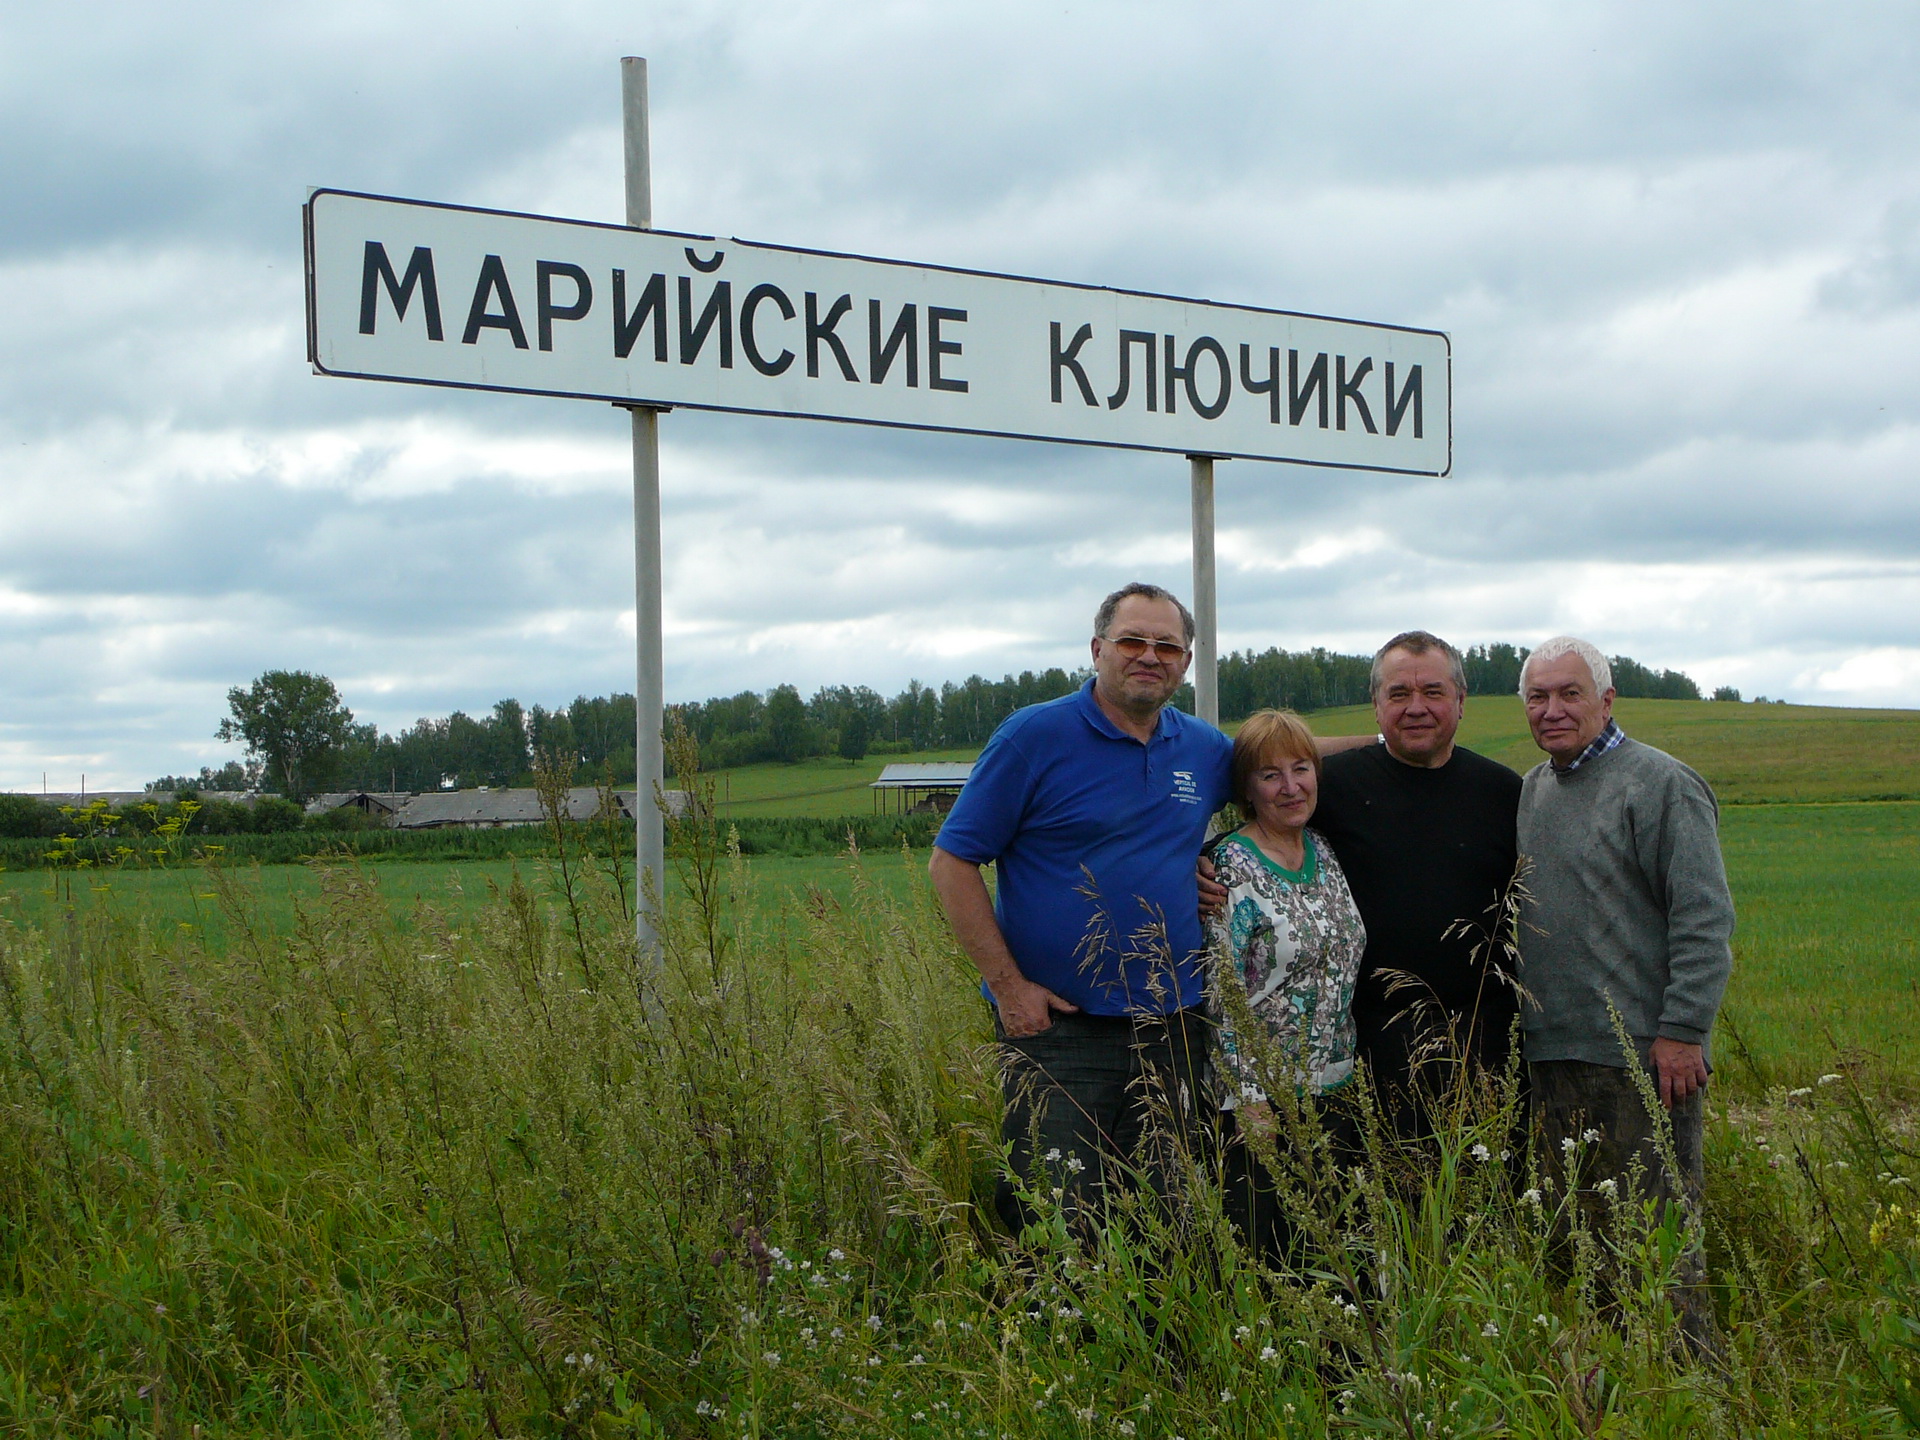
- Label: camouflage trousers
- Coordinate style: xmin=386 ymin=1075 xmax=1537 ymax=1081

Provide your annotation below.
xmin=1531 ymin=1059 xmax=1722 ymax=1360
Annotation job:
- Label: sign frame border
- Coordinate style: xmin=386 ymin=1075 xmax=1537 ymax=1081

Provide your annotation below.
xmin=305 ymin=187 xmax=1452 ymax=477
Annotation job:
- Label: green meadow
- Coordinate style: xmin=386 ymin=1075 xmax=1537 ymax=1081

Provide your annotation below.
xmin=3 ymin=702 xmax=1918 ymax=1435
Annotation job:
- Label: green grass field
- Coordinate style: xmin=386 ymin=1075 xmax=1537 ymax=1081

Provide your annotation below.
xmin=3 ymin=798 xmax=1914 ymax=1088
xmin=1306 ymin=695 xmax=1920 ymax=804
xmin=696 ymin=698 xmax=1920 ymax=818
xmin=6 ymin=705 xmax=1920 ymax=1433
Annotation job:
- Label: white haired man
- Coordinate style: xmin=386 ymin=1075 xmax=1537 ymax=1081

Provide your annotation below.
xmin=1518 ymin=635 xmax=1734 ymax=1352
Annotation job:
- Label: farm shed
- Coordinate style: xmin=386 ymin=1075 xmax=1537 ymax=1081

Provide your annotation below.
xmin=389 ymin=787 xmax=693 ymax=830
xmin=304 ymin=791 xmax=411 ymax=819
xmin=868 ymin=762 xmax=974 ymax=815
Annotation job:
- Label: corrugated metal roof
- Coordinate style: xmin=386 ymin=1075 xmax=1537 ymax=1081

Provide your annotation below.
xmin=869 ymin=762 xmax=974 ymax=789
xmin=393 ymin=787 xmax=624 ymax=828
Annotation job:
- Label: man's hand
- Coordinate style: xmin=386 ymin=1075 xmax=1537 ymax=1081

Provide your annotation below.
xmin=1235 ymin=1099 xmax=1275 ymax=1143
xmin=991 ymin=974 xmax=1080 ymax=1039
xmin=928 ymin=846 xmax=1079 ymax=1039
xmin=1650 ymin=1037 xmax=1709 ymax=1109
xmin=1198 ymin=853 xmax=1227 ymax=918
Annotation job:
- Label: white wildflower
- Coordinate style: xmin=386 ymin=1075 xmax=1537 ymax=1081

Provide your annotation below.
xmin=1788 ymin=1087 xmax=1813 ymax=1098
xmin=1044 ymin=1147 xmax=1062 ymax=1162
xmin=1219 ymin=1389 xmax=1235 ymax=1403
xmin=909 ymin=1353 xmax=926 ymax=1365
xmin=1596 ymin=1178 xmax=1618 ymax=1198
xmin=829 ymin=1327 xmax=844 ymax=1340
xmin=1533 ymin=1313 xmax=1551 ymax=1328
xmin=1117 ymin=1423 xmax=1137 ymax=1437
xmin=1471 ymin=1143 xmax=1491 ymax=1161
xmin=1522 ymin=1187 xmax=1543 ymax=1206
xmin=1482 ymin=1321 xmax=1500 ymax=1337
xmin=1343 ymin=1302 xmax=1360 ymax=1318
xmin=1064 ymin=1156 xmax=1086 ymax=1175
xmin=1561 ymin=1137 xmax=1578 ymax=1155
xmin=762 ymin=1351 xmax=780 ymax=1367
xmin=867 ymin=1314 xmax=883 ymax=1331
xmin=1259 ymin=1345 xmax=1278 ymax=1362
xmin=1582 ymin=1127 xmax=1601 ymax=1143
xmin=1234 ymin=1325 xmax=1251 ymax=1340
xmin=1818 ymin=1073 xmax=1843 ymax=1086
xmin=867 ymin=1356 xmax=881 ymax=1368
xmin=828 ymin=1247 xmax=846 ymax=1261
xmin=696 ymin=1400 xmax=714 ymax=1417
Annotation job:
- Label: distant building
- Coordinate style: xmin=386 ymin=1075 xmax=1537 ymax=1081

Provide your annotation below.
xmin=304 ymin=791 xmax=411 ymax=819
xmin=389 ymin=787 xmax=694 ymax=830
xmin=868 ymin=762 xmax=973 ymax=815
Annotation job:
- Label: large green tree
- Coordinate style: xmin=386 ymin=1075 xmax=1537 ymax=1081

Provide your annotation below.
xmin=216 ymin=670 xmax=355 ymax=803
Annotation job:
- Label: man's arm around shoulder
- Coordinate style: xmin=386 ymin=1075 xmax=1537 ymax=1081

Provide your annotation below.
xmin=928 ymin=846 xmax=1079 ymax=1039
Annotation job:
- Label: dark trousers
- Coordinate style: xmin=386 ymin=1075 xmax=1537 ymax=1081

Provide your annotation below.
xmin=1220 ymin=1088 xmax=1364 ymax=1272
xmin=993 ymin=1008 xmax=1213 ymax=1239
xmin=1531 ymin=1059 xmax=1719 ymax=1356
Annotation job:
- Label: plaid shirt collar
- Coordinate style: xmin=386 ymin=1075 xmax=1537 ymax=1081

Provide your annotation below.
xmin=1555 ymin=717 xmax=1626 ymax=774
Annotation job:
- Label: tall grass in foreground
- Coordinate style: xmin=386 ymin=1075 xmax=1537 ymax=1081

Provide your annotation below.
xmin=1 ymin=775 xmax=1917 ymax=1436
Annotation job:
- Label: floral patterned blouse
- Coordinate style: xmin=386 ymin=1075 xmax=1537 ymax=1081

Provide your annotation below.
xmin=1205 ymin=826 xmax=1367 ymax=1103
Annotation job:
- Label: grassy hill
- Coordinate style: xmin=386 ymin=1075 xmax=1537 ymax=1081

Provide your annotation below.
xmin=704 ymin=698 xmax=1920 ymax=816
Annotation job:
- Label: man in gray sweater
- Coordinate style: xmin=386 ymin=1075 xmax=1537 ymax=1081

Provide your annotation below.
xmin=1517 ymin=635 xmax=1733 ymax=1354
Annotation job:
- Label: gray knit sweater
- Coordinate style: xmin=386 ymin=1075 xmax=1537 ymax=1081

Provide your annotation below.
xmin=1516 ymin=737 xmax=1735 ymax=1068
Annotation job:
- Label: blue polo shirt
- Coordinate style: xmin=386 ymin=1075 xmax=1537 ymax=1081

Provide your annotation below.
xmin=935 ymin=680 xmax=1233 ymax=1016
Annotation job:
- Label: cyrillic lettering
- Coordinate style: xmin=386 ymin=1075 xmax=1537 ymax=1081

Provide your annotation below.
xmin=677 ymin=276 xmax=733 ymax=368
xmin=928 ymin=307 xmax=968 ymax=392
xmin=1240 ymin=344 xmax=1280 ymax=423
xmin=612 ymin=271 xmax=669 ymax=361
xmin=1165 ymin=335 xmax=1230 ymax=419
xmin=1336 ymin=355 xmax=1376 ymax=433
xmin=535 ymin=261 xmax=591 ymax=352
xmin=359 ymin=242 xmax=442 ymax=340
xmin=1288 ymin=349 xmax=1329 ymax=428
xmin=868 ymin=301 xmax=918 ymax=386
xmin=461 ymin=255 xmax=528 ymax=349
xmin=805 ymin=293 xmax=858 ymax=381
xmin=740 ymin=284 xmax=796 ymax=376
xmin=1107 ymin=330 xmax=1157 ymax=411
xmin=1385 ymin=362 xmax=1423 ymax=438
xmin=1051 ymin=322 xmax=1096 ymax=405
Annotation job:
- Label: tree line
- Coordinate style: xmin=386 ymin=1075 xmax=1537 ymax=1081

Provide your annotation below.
xmin=138 ymin=642 xmax=1703 ymax=803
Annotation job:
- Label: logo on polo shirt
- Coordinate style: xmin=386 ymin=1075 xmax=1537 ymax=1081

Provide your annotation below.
xmin=1171 ymin=769 xmax=1200 ymax=804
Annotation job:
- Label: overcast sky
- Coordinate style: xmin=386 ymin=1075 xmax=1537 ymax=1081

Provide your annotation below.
xmin=5 ymin=2 xmax=1919 ymax=789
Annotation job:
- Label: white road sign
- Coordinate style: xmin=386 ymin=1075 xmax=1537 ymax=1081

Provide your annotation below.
xmin=306 ymin=189 xmax=1450 ymax=474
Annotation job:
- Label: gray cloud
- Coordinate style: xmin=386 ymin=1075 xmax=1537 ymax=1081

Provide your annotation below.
xmin=3 ymin=1 xmax=1919 ymax=786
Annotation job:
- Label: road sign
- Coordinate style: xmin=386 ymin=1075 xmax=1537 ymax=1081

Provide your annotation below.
xmin=306 ymin=189 xmax=1450 ymax=475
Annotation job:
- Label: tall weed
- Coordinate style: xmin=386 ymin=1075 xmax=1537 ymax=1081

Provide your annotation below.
xmin=0 ymin=770 xmax=1914 ymax=1435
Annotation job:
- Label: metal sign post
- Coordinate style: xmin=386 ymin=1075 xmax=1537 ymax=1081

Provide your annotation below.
xmin=622 ymin=57 xmax=664 ymax=958
xmin=1189 ymin=455 xmax=1218 ymax=727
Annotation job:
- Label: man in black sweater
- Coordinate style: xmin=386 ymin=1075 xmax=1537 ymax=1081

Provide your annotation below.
xmin=1312 ymin=631 xmax=1523 ymax=1140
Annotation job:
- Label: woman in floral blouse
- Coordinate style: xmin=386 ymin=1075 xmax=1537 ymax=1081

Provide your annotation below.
xmin=1206 ymin=708 xmax=1367 ymax=1263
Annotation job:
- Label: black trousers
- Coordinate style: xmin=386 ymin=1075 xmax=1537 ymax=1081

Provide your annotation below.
xmin=1219 ymin=1088 xmax=1364 ymax=1271
xmin=992 ymin=1008 xmax=1213 ymax=1239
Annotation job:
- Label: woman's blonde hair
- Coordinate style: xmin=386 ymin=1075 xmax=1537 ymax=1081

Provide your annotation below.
xmin=1230 ymin=708 xmax=1321 ymax=820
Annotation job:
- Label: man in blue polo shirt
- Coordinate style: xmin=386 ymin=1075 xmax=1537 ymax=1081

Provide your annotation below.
xmin=930 ymin=582 xmax=1232 ymax=1236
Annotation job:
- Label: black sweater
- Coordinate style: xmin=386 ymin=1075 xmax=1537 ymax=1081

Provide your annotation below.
xmin=1313 ymin=742 xmax=1523 ymax=1064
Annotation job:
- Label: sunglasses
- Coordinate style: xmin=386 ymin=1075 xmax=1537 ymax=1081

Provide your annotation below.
xmin=1103 ymin=634 xmax=1190 ymax=662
